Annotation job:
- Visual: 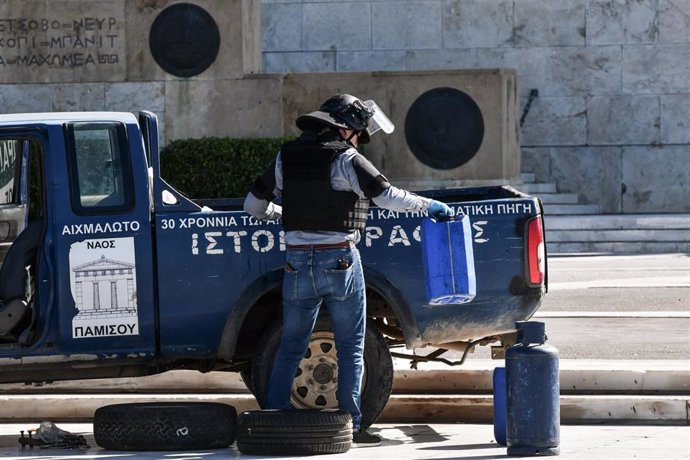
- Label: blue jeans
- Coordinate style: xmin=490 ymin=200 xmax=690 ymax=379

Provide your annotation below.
xmin=265 ymin=246 xmax=366 ymax=430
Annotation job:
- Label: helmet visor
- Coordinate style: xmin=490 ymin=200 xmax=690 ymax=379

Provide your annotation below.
xmin=363 ymin=100 xmax=395 ymax=136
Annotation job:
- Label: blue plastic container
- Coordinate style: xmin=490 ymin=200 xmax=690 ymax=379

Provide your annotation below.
xmin=493 ymin=366 xmax=507 ymax=446
xmin=420 ymin=216 xmax=476 ymax=304
xmin=506 ymin=321 xmax=560 ymax=456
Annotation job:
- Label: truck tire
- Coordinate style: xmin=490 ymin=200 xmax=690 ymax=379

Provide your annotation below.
xmin=250 ymin=317 xmax=393 ymax=429
xmin=236 ymin=409 xmax=352 ymax=456
xmin=93 ymin=402 xmax=237 ymax=451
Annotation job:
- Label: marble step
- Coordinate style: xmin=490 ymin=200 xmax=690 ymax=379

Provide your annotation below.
xmin=545 ymin=214 xmax=690 ymax=230
xmin=548 ymin=241 xmax=690 ymax=254
xmin=521 ymin=173 xmax=536 ymax=183
xmin=547 ymin=229 xmax=690 ymax=243
xmin=519 ymin=182 xmax=557 ymax=194
xmin=544 ymin=203 xmax=602 ymax=215
xmin=538 ymin=193 xmax=580 ymax=204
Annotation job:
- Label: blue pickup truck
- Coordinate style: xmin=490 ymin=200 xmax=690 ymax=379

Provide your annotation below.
xmin=0 ymin=111 xmax=546 ymax=428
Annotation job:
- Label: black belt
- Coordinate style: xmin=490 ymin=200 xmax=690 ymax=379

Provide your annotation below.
xmin=287 ymin=242 xmax=353 ymax=250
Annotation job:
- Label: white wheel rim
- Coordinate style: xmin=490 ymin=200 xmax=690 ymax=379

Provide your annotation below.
xmin=290 ymin=331 xmax=367 ymax=409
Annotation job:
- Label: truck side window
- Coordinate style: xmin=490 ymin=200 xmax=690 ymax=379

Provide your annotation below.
xmin=67 ymin=123 xmax=133 ymax=214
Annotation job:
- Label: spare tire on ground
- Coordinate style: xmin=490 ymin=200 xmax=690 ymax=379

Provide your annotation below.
xmin=237 ymin=409 xmax=352 ymax=456
xmin=94 ymin=402 xmax=237 ymax=451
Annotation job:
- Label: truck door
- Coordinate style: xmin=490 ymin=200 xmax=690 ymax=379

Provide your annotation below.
xmin=53 ymin=120 xmax=156 ymax=357
xmin=0 ymin=134 xmax=44 ymax=344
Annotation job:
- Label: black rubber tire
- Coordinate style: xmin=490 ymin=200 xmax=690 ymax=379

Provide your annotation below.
xmin=93 ymin=402 xmax=237 ymax=451
xmin=250 ymin=317 xmax=394 ymax=429
xmin=236 ymin=409 xmax=352 ymax=456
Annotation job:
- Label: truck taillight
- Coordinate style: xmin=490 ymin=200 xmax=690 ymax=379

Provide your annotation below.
xmin=526 ymin=216 xmax=545 ymax=286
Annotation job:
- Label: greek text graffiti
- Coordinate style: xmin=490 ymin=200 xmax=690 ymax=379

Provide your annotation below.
xmin=62 ymin=221 xmax=140 ymax=235
xmin=162 ymin=199 xmax=537 ymax=255
xmin=0 ymin=15 xmax=120 ymax=68
xmin=0 ymin=6 xmax=124 ymax=80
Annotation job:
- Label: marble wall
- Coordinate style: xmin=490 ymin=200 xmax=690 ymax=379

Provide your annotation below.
xmin=263 ymin=0 xmax=690 ymax=213
xmin=1 ymin=0 xmax=687 ymax=212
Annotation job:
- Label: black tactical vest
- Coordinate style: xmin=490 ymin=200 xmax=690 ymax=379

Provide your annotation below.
xmin=281 ymin=133 xmax=369 ymax=232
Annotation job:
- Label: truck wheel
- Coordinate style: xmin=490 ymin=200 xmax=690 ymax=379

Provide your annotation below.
xmin=236 ymin=409 xmax=352 ymax=456
xmin=251 ymin=317 xmax=393 ymax=429
xmin=94 ymin=402 xmax=237 ymax=451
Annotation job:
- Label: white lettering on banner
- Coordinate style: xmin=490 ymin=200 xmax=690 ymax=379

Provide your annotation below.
xmin=388 ymin=225 xmax=411 ymax=247
xmin=252 ymin=229 xmax=274 ymax=253
xmin=205 ymin=232 xmax=223 ymax=255
xmin=226 ymin=230 xmax=248 ymax=254
xmin=241 ymin=215 xmax=271 ymax=227
xmin=377 ymin=209 xmax=399 ymax=219
xmin=178 ymin=216 xmax=239 ymax=229
xmin=74 ymin=322 xmax=136 ymax=338
xmin=473 ymin=221 xmax=489 ymax=244
xmin=178 ymin=200 xmax=536 ymax=254
xmin=496 ymin=202 xmax=533 ymax=215
xmin=192 ymin=223 xmax=473 ymax=255
xmin=453 ymin=202 xmax=534 ymax=217
xmin=412 ymin=225 xmax=421 ymax=242
xmin=456 ymin=204 xmax=494 ymax=216
xmin=61 ymin=221 xmax=140 ymax=236
xmin=192 ymin=233 xmax=199 ymax=255
xmin=279 ymin=230 xmax=286 ymax=251
xmin=365 ymin=227 xmax=383 ymax=247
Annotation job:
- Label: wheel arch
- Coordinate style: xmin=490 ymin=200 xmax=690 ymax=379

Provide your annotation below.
xmin=363 ymin=266 xmax=421 ymax=347
xmin=217 ymin=268 xmax=283 ymax=361
xmin=218 ymin=265 xmax=421 ymax=362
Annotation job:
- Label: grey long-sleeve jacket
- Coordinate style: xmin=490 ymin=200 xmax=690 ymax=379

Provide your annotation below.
xmin=244 ymin=147 xmax=433 ymax=245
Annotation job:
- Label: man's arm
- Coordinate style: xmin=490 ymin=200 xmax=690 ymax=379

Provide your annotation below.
xmin=344 ymin=153 xmax=451 ymax=216
xmin=371 ymin=186 xmax=431 ymax=213
xmin=243 ymin=193 xmax=282 ymax=221
xmin=243 ymin=156 xmax=283 ymax=221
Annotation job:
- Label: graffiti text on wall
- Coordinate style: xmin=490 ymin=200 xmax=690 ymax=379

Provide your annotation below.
xmin=0 ymin=16 xmax=120 ymax=68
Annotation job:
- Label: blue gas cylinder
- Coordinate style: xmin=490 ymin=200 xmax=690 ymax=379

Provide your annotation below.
xmin=493 ymin=366 xmax=507 ymax=446
xmin=506 ymin=321 xmax=560 ymax=456
xmin=420 ymin=216 xmax=476 ymax=305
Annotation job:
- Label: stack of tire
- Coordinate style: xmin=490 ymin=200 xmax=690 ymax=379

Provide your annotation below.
xmin=93 ymin=402 xmax=352 ymax=455
xmin=236 ymin=409 xmax=352 ymax=455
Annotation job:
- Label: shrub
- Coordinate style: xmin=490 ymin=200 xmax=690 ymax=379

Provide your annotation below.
xmin=160 ymin=137 xmax=289 ymax=199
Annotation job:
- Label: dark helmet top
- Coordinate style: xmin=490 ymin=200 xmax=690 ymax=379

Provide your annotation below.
xmin=296 ymin=94 xmax=393 ymax=144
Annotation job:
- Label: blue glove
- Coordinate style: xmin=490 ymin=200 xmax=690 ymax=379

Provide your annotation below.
xmin=428 ymin=200 xmax=454 ymax=218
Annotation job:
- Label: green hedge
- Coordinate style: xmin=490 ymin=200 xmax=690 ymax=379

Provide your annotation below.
xmin=160 ymin=137 xmax=290 ymax=199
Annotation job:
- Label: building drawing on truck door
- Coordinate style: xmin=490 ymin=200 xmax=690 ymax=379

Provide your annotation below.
xmin=69 ymin=237 xmax=138 ymax=338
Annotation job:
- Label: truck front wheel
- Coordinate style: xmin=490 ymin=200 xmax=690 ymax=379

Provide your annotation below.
xmin=250 ymin=317 xmax=393 ymax=429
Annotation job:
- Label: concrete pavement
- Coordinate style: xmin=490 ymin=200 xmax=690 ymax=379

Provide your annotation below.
xmin=0 ymin=359 xmax=687 ymax=424
xmin=0 ymin=422 xmax=687 ymax=459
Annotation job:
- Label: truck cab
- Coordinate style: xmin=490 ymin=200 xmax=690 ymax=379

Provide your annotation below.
xmin=0 ymin=113 xmax=157 ymax=380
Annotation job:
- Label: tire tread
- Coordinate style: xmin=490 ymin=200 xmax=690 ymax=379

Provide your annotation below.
xmin=94 ymin=402 xmax=237 ymax=451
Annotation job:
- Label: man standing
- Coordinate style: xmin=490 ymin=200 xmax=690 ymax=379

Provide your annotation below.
xmin=244 ymin=94 xmax=452 ymax=446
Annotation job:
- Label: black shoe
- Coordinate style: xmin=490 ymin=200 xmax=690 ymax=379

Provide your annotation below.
xmin=352 ymin=429 xmax=382 ymax=447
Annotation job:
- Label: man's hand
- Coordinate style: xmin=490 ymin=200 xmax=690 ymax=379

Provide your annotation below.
xmin=428 ymin=200 xmax=454 ymax=218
